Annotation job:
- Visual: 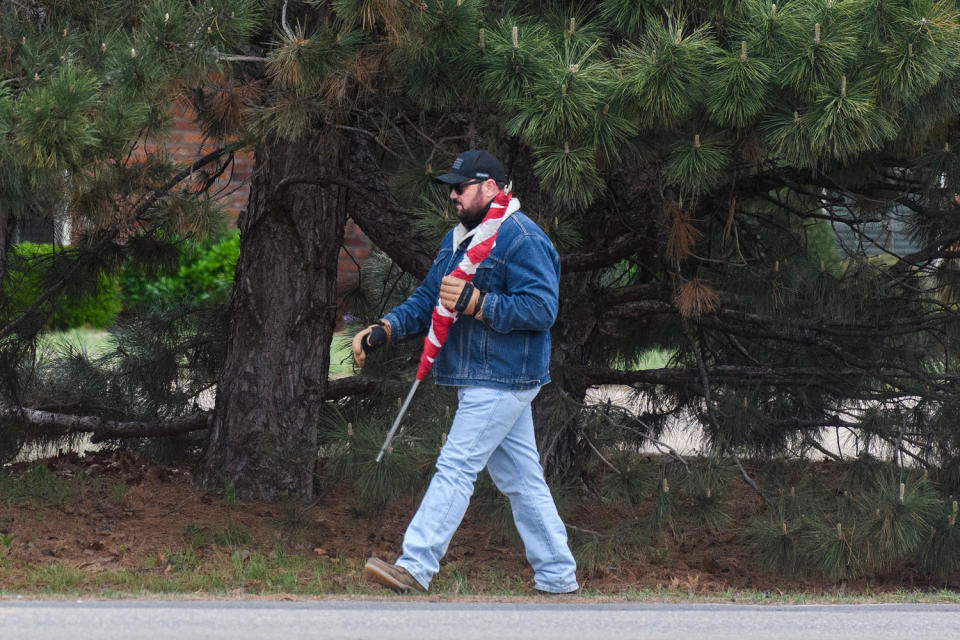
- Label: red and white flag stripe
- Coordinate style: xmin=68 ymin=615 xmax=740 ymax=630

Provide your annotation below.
xmin=416 ymin=190 xmax=519 ymax=381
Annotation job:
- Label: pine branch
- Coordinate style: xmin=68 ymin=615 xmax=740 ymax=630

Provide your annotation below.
xmin=331 ymin=124 xmax=406 ymax=160
xmin=600 ymin=283 xmax=668 ymax=306
xmin=802 ymin=436 xmax=844 ymax=462
xmin=576 ymin=364 xmax=922 ymax=391
xmin=710 ymin=305 xmax=957 ymax=340
xmin=901 ymin=232 xmax=960 ymax=265
xmin=586 ymin=405 xmax=689 ymax=468
xmin=752 ymin=191 xmax=880 ymax=226
xmin=131 ymin=141 xmax=247 ymax=222
xmin=598 ymin=290 xmax=956 ymax=351
xmin=561 ymin=230 xmax=649 ymax=272
xmin=2 ymin=407 xmax=211 ymax=441
xmin=281 ymin=0 xmax=295 ymax=41
xmin=324 ymin=375 xmax=410 ymax=400
xmin=273 ymin=175 xmax=413 ymax=216
xmin=603 ymin=300 xmax=674 ymax=321
xmin=218 ymin=53 xmax=269 ymax=63
xmin=694 ymin=312 xmax=960 ymax=397
xmin=0 ymin=234 xmax=115 ymax=340
xmin=679 ymin=314 xmax=771 ymax=507
xmin=0 ymin=207 xmax=9 ymax=285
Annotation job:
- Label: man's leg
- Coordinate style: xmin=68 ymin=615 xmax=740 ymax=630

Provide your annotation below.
xmin=394 ymin=386 xmax=530 ymax=590
xmin=485 ymin=390 xmax=579 ymax=593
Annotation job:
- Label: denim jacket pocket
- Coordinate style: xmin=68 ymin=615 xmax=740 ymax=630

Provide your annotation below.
xmin=472 ymin=258 xmax=505 ymax=292
xmin=435 ymin=247 xmax=454 ymax=272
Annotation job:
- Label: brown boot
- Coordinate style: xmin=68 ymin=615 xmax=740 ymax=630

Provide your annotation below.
xmin=364 ymin=557 xmax=426 ymax=593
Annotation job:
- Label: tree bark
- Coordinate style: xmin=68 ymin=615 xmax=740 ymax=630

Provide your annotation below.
xmin=0 ymin=408 xmax=211 ymax=442
xmin=343 ymin=134 xmax=434 ymax=279
xmin=0 ymin=207 xmax=9 ymax=285
xmin=199 ymin=136 xmax=347 ymax=501
xmin=534 ymin=272 xmax=599 ymax=478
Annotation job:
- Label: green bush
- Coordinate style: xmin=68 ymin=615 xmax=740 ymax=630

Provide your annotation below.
xmin=120 ymin=230 xmax=239 ymax=311
xmin=6 ymin=242 xmax=123 ymax=330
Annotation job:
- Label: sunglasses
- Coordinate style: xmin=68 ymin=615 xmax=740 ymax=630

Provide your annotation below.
xmin=450 ymin=179 xmax=484 ymax=195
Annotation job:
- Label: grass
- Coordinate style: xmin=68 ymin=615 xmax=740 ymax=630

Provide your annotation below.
xmin=0 ymin=554 xmax=375 ymax=598
xmin=0 ymin=464 xmax=78 ymax=507
xmin=4 ymin=553 xmax=960 ymax=602
xmin=5 ymin=413 xmax=960 ymax=602
xmin=2 ymin=464 xmax=960 ymax=602
xmin=38 ymin=328 xmax=113 ymax=357
xmin=183 ymin=522 xmax=255 ymax=548
xmin=329 ymin=335 xmax=354 ymax=377
xmin=41 ymin=328 xmax=357 ymax=377
xmin=636 ymin=348 xmax=674 ymax=370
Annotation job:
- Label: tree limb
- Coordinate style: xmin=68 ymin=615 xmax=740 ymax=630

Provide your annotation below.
xmin=562 ymin=231 xmax=648 ymax=273
xmin=0 ymin=206 xmax=9 ymax=285
xmin=217 ymin=53 xmax=268 ymax=63
xmin=342 ymin=133 xmax=435 ymax=279
xmin=273 ymin=174 xmax=413 ymax=217
xmin=132 ymin=141 xmax=247 ymax=222
xmin=1 ymin=408 xmax=211 ymax=442
xmin=325 ymin=375 xmax=411 ymax=400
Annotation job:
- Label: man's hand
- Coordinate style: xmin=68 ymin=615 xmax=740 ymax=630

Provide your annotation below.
xmin=440 ymin=276 xmax=484 ymax=316
xmin=351 ymin=321 xmax=391 ymax=367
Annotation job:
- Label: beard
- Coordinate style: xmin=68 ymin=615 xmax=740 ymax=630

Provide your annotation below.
xmin=457 ymin=199 xmax=493 ymax=230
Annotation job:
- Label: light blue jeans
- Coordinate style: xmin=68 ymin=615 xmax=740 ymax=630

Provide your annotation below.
xmin=396 ymin=386 xmax=579 ymax=593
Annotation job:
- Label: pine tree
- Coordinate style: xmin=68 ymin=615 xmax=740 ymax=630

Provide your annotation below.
xmin=4 ymin=1 xmax=960 ymax=505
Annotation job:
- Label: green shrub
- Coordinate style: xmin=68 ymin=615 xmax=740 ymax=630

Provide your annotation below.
xmin=5 ymin=242 xmax=122 ymax=330
xmin=854 ymin=476 xmax=943 ymax=569
xmin=120 ymin=230 xmax=239 ymax=311
xmin=748 ymin=515 xmax=803 ymax=576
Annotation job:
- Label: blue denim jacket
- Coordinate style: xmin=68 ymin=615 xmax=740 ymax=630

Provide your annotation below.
xmin=383 ymin=210 xmax=560 ymax=391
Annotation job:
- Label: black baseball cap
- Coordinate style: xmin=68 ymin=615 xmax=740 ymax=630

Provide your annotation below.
xmin=434 ymin=149 xmax=507 ymax=185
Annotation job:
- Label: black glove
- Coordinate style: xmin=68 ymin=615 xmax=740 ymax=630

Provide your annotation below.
xmin=362 ymin=324 xmax=389 ymax=353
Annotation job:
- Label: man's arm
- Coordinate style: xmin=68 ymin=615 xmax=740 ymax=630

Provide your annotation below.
xmin=381 ymin=251 xmax=447 ymax=341
xmin=477 ymin=233 xmax=560 ymax=334
xmin=352 ymin=240 xmax=451 ymax=366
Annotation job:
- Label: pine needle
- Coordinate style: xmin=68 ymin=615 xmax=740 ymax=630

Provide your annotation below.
xmin=675 ymin=280 xmax=720 ymax=319
xmin=661 ymin=202 xmax=703 ymax=262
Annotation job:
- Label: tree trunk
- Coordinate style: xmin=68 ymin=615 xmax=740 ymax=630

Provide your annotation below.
xmin=200 ymin=137 xmax=346 ymax=501
xmin=0 ymin=208 xmax=9 ymax=285
xmin=534 ymin=272 xmax=598 ymax=479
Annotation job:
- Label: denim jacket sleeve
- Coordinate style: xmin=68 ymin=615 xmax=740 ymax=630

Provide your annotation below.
xmin=381 ymin=242 xmax=449 ymax=341
xmin=479 ymin=231 xmax=560 ymax=334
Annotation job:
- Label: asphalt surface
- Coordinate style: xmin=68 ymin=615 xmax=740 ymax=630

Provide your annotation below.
xmin=1 ymin=600 xmax=959 ymax=639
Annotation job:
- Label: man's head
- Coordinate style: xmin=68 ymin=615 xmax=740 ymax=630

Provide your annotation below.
xmin=435 ymin=150 xmax=508 ymax=229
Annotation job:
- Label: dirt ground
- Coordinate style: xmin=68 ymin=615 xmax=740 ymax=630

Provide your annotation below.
xmin=1 ymin=450 xmax=959 ymax=598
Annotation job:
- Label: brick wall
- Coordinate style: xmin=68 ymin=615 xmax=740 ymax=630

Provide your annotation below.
xmin=157 ymin=102 xmax=371 ymax=296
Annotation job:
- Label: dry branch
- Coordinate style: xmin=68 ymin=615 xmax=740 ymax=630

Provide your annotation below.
xmin=2 ymin=408 xmax=211 ymax=443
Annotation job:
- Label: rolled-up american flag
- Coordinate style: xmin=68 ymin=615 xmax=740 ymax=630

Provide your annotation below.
xmin=375 ymin=189 xmax=518 ymax=462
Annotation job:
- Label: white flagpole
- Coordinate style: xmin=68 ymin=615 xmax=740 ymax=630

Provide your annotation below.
xmin=375 ymin=378 xmax=422 ymax=462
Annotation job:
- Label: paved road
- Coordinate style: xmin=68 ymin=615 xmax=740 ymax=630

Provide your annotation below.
xmin=2 ymin=600 xmax=959 ymax=639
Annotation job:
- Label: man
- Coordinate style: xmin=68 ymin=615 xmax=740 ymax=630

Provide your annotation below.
xmin=352 ymin=149 xmax=578 ymax=595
